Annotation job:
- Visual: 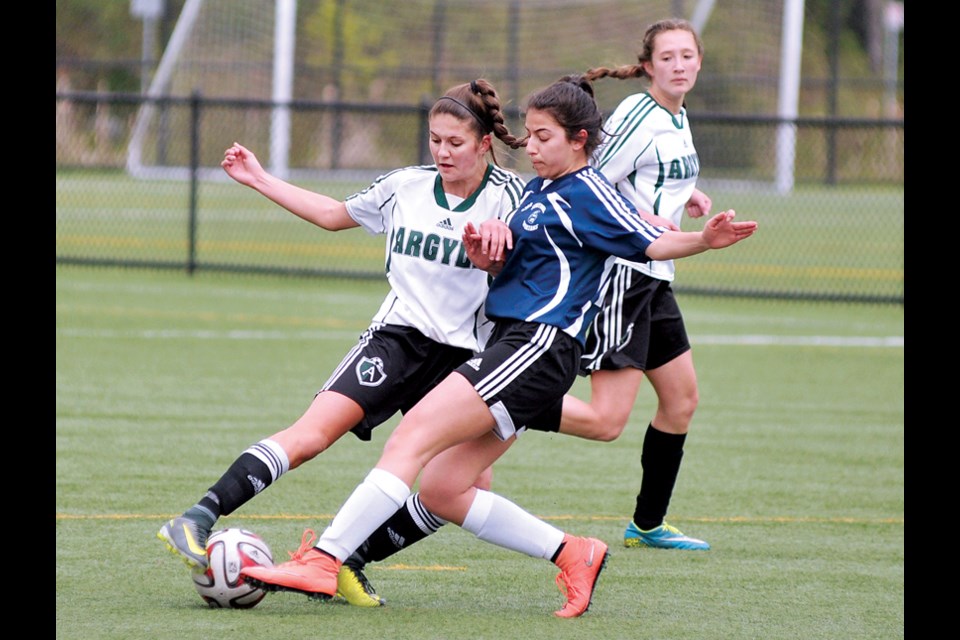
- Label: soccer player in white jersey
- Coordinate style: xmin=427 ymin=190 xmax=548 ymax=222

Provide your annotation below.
xmin=240 ymin=75 xmax=756 ymax=618
xmin=157 ymin=79 xmax=525 ymax=606
xmin=553 ymin=18 xmax=718 ymax=551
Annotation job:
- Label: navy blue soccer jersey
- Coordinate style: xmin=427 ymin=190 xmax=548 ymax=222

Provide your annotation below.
xmin=483 ymin=166 xmax=663 ymax=345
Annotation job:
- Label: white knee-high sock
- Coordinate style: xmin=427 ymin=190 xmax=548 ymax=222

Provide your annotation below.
xmin=407 ymin=492 xmax=448 ymax=534
xmin=252 ymin=438 xmax=291 ymax=480
xmin=317 ymin=468 xmax=410 ymax=561
xmin=460 ymin=489 xmax=565 ymax=560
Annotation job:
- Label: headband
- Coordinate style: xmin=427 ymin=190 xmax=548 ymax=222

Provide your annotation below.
xmin=436 ymin=95 xmax=490 ymax=133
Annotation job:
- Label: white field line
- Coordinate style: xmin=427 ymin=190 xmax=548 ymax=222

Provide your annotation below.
xmin=56 ymin=327 xmax=904 ymax=347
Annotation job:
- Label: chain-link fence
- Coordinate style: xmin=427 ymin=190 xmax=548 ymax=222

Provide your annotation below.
xmin=56 ymin=90 xmax=903 ymax=304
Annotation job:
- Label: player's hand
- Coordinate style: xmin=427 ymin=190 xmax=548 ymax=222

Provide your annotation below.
xmin=702 ymin=210 xmax=757 ymax=249
xmin=475 ymin=219 xmax=512 ymax=262
xmin=463 ymin=221 xmax=510 ymax=274
xmin=221 ymin=142 xmax=265 ymax=187
xmin=685 ymin=188 xmax=712 ymax=219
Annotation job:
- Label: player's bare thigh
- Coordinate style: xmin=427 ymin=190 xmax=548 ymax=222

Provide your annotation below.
xmin=378 ymin=372 xmax=496 ymax=485
xmin=558 ymin=367 xmax=645 ymax=441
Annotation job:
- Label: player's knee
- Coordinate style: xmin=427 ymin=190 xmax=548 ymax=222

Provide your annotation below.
xmin=658 ymin=394 xmax=698 ymax=430
xmin=597 ymin=407 xmax=632 ymax=441
xmin=681 ymin=388 xmax=699 ymax=419
xmin=417 ymin=481 xmax=467 ymax=520
xmin=474 ymin=466 xmax=493 ymax=490
xmin=593 ymin=420 xmax=628 ymax=442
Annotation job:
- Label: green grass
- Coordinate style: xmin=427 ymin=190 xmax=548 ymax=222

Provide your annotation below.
xmin=56 ymin=170 xmax=904 ymax=300
xmin=55 ymin=266 xmax=903 ymax=640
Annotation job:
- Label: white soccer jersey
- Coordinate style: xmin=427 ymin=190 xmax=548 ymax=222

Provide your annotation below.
xmin=594 ymin=92 xmax=701 ymax=281
xmin=345 ymin=163 xmax=525 ymax=351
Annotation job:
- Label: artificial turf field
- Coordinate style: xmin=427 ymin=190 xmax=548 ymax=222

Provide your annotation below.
xmin=56 ymin=266 xmax=903 ymax=640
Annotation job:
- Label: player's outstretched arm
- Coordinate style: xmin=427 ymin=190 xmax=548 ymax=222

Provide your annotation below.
xmin=221 ymin=142 xmax=356 ymax=231
xmin=645 ymin=210 xmax=757 ymax=261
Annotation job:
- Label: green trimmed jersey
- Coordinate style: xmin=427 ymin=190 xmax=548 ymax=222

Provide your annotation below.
xmin=594 ymin=92 xmax=700 ymax=282
xmin=345 ymin=163 xmax=525 ymax=351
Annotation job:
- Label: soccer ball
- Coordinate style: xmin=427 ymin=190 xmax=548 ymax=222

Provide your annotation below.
xmin=191 ymin=528 xmax=274 ymax=609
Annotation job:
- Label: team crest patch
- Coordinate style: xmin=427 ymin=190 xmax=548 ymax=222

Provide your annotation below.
xmin=356 ymin=357 xmax=387 ymax=387
xmin=522 ymin=203 xmax=545 ymax=232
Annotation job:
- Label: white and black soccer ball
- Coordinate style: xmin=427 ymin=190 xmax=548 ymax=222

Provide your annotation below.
xmin=191 ymin=528 xmax=274 ymax=609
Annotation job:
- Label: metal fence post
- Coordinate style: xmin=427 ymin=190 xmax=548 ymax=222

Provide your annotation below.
xmin=188 ymin=89 xmax=200 ymax=275
xmin=417 ymin=97 xmax=431 ymax=165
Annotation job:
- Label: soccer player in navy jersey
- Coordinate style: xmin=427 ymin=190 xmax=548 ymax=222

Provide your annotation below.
xmin=241 ymin=75 xmax=756 ymax=618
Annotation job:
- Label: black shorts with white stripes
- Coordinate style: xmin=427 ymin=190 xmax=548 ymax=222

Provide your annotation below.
xmin=580 ymin=265 xmax=690 ymax=373
xmin=454 ymin=319 xmax=582 ymax=441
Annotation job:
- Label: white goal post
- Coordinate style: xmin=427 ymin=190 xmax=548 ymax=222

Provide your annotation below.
xmin=776 ymin=0 xmax=804 ymax=194
xmin=126 ymin=0 xmax=298 ymax=180
xmin=691 ymin=0 xmax=803 ymax=194
xmin=126 ymin=0 xmax=804 ymax=193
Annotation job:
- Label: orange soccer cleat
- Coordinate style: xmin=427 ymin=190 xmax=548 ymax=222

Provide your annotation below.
xmin=240 ymin=529 xmax=340 ymax=601
xmin=553 ymin=534 xmax=610 ymax=618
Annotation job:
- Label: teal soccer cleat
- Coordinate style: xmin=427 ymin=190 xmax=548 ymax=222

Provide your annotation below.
xmin=623 ymin=521 xmax=710 ymax=550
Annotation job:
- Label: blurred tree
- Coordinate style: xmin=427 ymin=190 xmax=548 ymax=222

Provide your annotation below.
xmin=56 ymin=0 xmax=186 ymax=91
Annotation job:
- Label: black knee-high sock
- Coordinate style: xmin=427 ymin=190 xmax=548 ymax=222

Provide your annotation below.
xmin=184 ymin=441 xmax=287 ymax=529
xmin=632 ymin=423 xmax=686 ymax=530
xmin=344 ymin=493 xmax=446 ymax=569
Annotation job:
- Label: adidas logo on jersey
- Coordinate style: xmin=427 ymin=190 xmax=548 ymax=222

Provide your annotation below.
xmin=436 ymin=217 xmax=454 ymax=231
xmin=465 ymin=357 xmax=482 ymax=371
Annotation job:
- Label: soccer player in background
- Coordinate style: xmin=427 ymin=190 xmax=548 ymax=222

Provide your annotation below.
xmin=557 ymin=17 xmax=717 ymax=551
